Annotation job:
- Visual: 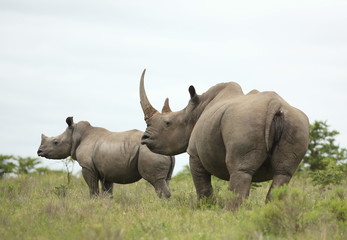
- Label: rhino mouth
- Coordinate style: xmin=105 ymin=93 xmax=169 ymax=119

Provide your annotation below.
xmin=141 ymin=134 xmax=150 ymax=145
xmin=37 ymin=149 xmax=45 ymax=157
xmin=141 ymin=134 xmax=158 ymax=152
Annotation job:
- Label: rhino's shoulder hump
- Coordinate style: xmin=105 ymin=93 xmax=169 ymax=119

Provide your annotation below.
xmin=246 ymin=89 xmax=260 ymax=95
xmin=127 ymin=129 xmax=143 ymax=134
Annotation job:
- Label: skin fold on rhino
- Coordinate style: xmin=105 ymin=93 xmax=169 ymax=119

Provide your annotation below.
xmin=37 ymin=117 xmax=175 ymax=198
xmin=139 ymin=69 xmax=309 ymax=210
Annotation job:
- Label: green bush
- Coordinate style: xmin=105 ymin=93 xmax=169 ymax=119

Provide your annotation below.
xmin=0 ymin=155 xmax=16 ymax=178
xmin=246 ymin=186 xmax=311 ymax=236
xmin=309 ymin=158 xmax=346 ymax=187
xmin=303 ymin=121 xmax=347 ymax=171
xmin=15 ymin=156 xmax=41 ymax=174
xmin=0 ymin=155 xmax=42 ymax=177
xmin=321 ymin=188 xmax=347 ymax=222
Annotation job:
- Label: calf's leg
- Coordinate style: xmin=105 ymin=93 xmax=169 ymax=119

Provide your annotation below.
xmin=82 ymin=167 xmax=99 ymax=198
xmin=153 ymin=179 xmax=171 ymax=199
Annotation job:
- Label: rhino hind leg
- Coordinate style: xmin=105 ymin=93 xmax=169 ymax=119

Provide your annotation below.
xmin=189 ymin=155 xmax=213 ymax=199
xmin=265 ymin=137 xmax=307 ymax=202
xmin=265 ymin=151 xmax=302 ymax=203
xmin=265 ymin=174 xmax=291 ymax=202
xmin=224 ymin=149 xmax=266 ymax=210
xmin=101 ymin=180 xmax=114 ymax=198
xmin=226 ymin=170 xmax=253 ymax=211
xmin=82 ymin=167 xmax=100 ymax=198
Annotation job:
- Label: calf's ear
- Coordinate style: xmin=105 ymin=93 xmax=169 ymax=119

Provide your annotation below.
xmin=66 ymin=116 xmax=74 ymax=127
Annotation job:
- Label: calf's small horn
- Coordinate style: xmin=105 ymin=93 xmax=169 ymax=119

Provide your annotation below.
xmin=139 ymin=69 xmax=159 ymax=120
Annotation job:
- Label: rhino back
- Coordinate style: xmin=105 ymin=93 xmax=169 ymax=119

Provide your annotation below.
xmin=92 ymin=129 xmax=143 ymax=184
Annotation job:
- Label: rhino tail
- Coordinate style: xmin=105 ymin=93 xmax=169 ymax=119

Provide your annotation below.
xmin=166 ymin=156 xmax=175 ymax=181
xmin=265 ymin=100 xmax=285 ymax=153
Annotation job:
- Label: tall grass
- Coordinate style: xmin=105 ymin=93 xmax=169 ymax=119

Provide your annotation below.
xmin=0 ymin=172 xmax=346 ymax=239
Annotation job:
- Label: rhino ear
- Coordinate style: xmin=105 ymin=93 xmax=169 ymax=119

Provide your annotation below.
xmin=188 ymin=85 xmax=199 ymax=104
xmin=189 ymin=85 xmax=196 ymax=98
xmin=41 ymin=134 xmax=47 ymax=140
xmin=66 ymin=117 xmax=74 ymax=127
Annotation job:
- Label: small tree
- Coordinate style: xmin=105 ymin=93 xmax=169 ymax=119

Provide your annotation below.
xmin=62 ymin=157 xmax=75 ymax=185
xmin=0 ymin=155 xmax=16 ymax=178
xmin=309 ymin=158 xmax=345 ymax=187
xmin=303 ymin=121 xmax=347 ymax=171
xmin=0 ymin=155 xmax=42 ymax=177
xmin=15 ymin=156 xmax=41 ymax=174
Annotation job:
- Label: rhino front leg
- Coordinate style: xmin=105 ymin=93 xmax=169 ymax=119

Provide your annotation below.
xmin=153 ymin=179 xmax=171 ymax=199
xmin=189 ymin=154 xmax=213 ymax=200
xmin=82 ymin=167 xmax=99 ymax=198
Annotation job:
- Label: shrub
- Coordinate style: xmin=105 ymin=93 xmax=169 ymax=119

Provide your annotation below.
xmin=303 ymin=121 xmax=347 ymax=171
xmin=0 ymin=155 xmax=42 ymax=177
xmin=321 ymin=188 xmax=347 ymax=222
xmin=0 ymin=155 xmax=16 ymax=178
xmin=309 ymin=158 xmax=346 ymax=187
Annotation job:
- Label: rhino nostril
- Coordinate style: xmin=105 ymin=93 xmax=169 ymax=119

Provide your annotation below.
xmin=37 ymin=149 xmax=42 ymax=155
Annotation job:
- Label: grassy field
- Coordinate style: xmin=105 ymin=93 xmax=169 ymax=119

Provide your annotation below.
xmin=0 ymin=171 xmax=346 ymax=240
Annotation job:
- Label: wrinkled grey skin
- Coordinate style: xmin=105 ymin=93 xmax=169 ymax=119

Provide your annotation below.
xmin=37 ymin=117 xmax=175 ymax=198
xmin=139 ymin=70 xmax=309 ymax=210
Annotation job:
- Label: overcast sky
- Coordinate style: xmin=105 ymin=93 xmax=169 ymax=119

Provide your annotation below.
xmin=1 ymin=0 xmax=347 ymax=175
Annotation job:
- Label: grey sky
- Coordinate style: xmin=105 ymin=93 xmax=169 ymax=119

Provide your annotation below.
xmin=1 ymin=0 xmax=347 ymax=175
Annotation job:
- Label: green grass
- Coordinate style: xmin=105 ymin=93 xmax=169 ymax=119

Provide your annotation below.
xmin=0 ymin=172 xmax=346 ymax=240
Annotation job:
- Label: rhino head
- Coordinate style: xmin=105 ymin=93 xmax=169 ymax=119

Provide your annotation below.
xmin=139 ymin=70 xmax=199 ymax=156
xmin=37 ymin=117 xmax=74 ymax=159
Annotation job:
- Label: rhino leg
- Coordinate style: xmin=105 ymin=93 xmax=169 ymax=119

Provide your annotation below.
xmin=189 ymin=155 xmax=213 ymax=199
xmin=226 ymin=170 xmax=252 ymax=210
xmin=82 ymin=167 xmax=99 ymax=198
xmin=153 ymin=179 xmax=171 ymax=199
xmin=265 ymin=174 xmax=291 ymax=202
xmin=101 ymin=180 xmax=113 ymax=198
xmin=225 ymin=150 xmax=265 ymax=210
xmin=265 ymin=150 xmax=302 ymax=202
xmin=265 ymin=115 xmax=309 ymax=202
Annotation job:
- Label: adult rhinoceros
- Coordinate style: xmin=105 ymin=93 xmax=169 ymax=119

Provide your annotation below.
xmin=139 ymin=70 xmax=309 ymax=209
xmin=37 ymin=117 xmax=175 ymax=198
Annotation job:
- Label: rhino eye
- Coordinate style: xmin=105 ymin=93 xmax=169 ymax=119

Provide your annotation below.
xmin=165 ymin=121 xmax=171 ymax=127
xmin=53 ymin=140 xmax=59 ymax=145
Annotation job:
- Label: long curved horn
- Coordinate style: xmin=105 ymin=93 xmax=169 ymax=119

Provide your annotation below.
xmin=139 ymin=69 xmax=159 ymax=119
xmin=161 ymin=98 xmax=172 ymax=113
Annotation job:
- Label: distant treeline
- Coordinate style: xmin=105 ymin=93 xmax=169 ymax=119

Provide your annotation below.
xmin=1 ymin=120 xmax=347 ymax=187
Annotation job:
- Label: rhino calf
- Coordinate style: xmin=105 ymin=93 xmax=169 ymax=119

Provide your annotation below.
xmin=37 ymin=117 xmax=175 ymax=198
